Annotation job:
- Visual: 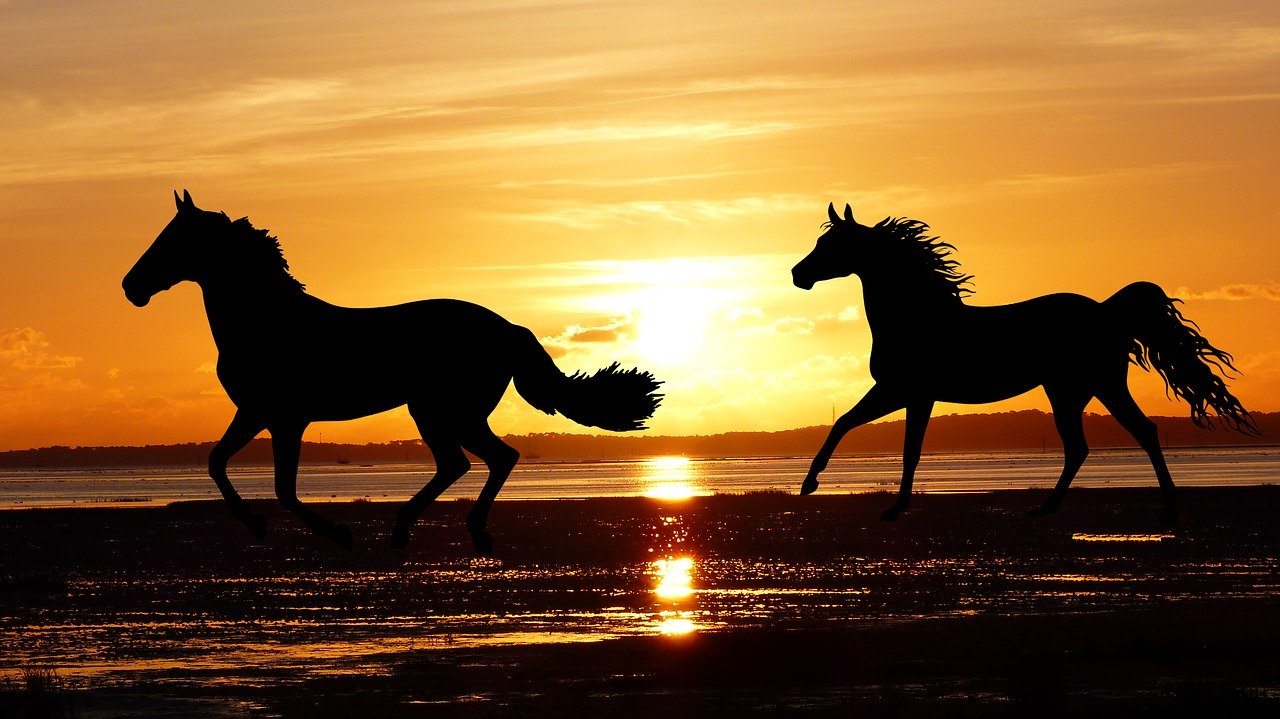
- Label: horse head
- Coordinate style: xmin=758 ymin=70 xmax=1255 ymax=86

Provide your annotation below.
xmin=791 ymin=202 xmax=872 ymax=290
xmin=123 ymin=190 xmax=224 ymax=306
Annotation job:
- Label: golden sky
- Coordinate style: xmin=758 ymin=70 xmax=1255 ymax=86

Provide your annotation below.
xmin=2 ymin=1 xmax=1278 ymax=450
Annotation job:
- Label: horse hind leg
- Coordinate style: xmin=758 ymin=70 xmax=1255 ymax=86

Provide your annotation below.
xmin=459 ymin=427 xmax=520 ymax=556
xmin=1029 ymin=387 xmax=1091 ymax=517
xmin=390 ymin=416 xmax=472 ymax=549
xmin=270 ymin=422 xmax=353 ymax=550
xmin=1098 ymin=385 xmax=1177 ymax=522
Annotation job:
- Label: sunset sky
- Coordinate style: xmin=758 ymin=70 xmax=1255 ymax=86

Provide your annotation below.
xmin=2 ymin=1 xmax=1278 ymax=450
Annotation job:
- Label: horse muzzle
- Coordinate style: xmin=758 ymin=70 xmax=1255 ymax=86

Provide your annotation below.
xmin=122 ymin=276 xmax=157 ymax=307
xmin=124 ymin=288 xmax=151 ymax=307
xmin=792 ymin=268 xmax=815 ymax=291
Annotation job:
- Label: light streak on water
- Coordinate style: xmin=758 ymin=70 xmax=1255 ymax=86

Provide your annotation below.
xmin=2 ymin=447 xmax=1278 ymax=508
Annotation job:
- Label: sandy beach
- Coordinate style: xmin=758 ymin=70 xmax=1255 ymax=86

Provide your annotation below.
xmin=3 ymin=487 xmax=1280 ymax=717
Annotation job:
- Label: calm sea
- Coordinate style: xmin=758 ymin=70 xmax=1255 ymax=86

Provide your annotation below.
xmin=2 ymin=446 xmax=1277 ymax=508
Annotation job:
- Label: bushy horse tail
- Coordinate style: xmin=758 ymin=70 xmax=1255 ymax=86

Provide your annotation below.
xmin=510 ymin=326 xmax=662 ymax=432
xmin=1106 ymin=281 xmax=1259 ymax=435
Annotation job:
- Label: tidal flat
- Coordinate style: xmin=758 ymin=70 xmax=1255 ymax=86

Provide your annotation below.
xmin=3 ymin=487 xmax=1280 ymax=717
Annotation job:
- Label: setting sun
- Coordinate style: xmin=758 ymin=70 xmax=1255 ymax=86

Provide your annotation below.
xmin=633 ymin=288 xmax=712 ymax=365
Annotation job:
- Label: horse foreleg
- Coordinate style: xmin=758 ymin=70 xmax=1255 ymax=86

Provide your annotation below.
xmin=881 ymin=401 xmax=934 ymax=521
xmin=391 ymin=422 xmax=470 ymax=549
xmin=1029 ymin=388 xmax=1090 ymax=517
xmin=270 ymin=422 xmax=353 ymax=550
xmin=209 ymin=412 xmax=268 ymax=540
xmin=1099 ymin=387 xmax=1177 ymax=522
xmin=460 ymin=430 xmax=520 ymax=556
xmin=802 ymin=384 xmax=903 ymax=495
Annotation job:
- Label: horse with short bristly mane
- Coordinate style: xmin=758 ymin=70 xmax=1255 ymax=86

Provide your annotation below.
xmin=123 ymin=191 xmax=662 ymax=553
xmin=793 ymin=203 xmax=1258 ymax=522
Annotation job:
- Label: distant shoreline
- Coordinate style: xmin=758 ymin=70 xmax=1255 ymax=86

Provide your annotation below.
xmin=5 ymin=443 xmax=1280 ymax=472
xmin=3 ymin=409 xmax=1277 ymax=467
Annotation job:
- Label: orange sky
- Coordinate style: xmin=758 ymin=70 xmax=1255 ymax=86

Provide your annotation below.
xmin=2 ymin=1 xmax=1278 ymax=450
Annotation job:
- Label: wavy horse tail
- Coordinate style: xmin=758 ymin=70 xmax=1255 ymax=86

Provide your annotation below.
xmin=510 ymin=327 xmax=662 ymax=432
xmin=1105 ymin=281 xmax=1259 ymax=435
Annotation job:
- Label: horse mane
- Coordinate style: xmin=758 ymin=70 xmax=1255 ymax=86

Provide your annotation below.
xmin=867 ymin=216 xmax=973 ymax=301
xmin=222 ymin=214 xmax=306 ymax=294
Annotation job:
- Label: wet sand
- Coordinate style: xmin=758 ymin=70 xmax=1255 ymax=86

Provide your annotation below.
xmin=3 ymin=487 xmax=1280 ymax=717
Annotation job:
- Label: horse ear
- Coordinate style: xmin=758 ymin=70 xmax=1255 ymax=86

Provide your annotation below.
xmin=843 ymin=204 xmax=855 ymax=224
xmin=174 ymin=190 xmax=183 ymax=211
xmin=182 ymin=190 xmax=194 ymax=208
xmin=828 ymin=202 xmax=841 ymax=225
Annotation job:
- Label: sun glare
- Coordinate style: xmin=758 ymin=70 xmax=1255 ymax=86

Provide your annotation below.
xmin=570 ymin=257 xmax=751 ymax=368
xmin=652 ymin=557 xmax=695 ymax=600
xmin=657 ymin=614 xmax=698 ymax=635
xmin=642 ymin=456 xmax=702 ymax=500
xmin=633 ymin=288 xmax=712 ymax=364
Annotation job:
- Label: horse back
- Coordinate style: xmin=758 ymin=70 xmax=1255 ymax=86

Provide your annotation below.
xmin=214 ymin=296 xmax=527 ymax=420
xmin=869 ymin=292 xmax=1128 ymax=403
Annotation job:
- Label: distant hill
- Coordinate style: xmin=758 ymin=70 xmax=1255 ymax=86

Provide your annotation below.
xmin=1 ymin=410 xmax=1275 ymax=468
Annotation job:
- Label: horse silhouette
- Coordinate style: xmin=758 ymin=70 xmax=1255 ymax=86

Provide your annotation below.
xmin=123 ymin=191 xmax=662 ymax=553
xmin=793 ymin=203 xmax=1257 ymax=521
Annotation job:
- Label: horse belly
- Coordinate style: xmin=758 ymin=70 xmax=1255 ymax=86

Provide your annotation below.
xmin=931 ymin=370 xmax=1042 ymax=404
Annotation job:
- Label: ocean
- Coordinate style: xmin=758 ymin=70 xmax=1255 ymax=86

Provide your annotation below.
xmin=2 ymin=446 xmax=1277 ymax=508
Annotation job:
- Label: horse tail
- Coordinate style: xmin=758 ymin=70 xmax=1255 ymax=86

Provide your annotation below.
xmin=510 ymin=326 xmax=662 ymax=432
xmin=1105 ymin=281 xmax=1260 ymax=435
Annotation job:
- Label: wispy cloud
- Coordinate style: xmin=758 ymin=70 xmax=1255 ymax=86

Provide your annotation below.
xmin=503 ymin=194 xmax=817 ymax=230
xmin=1173 ymin=282 xmax=1280 ymax=302
xmin=493 ymin=168 xmax=771 ymax=189
xmin=0 ymin=328 xmax=80 ymax=371
xmin=540 ymin=316 xmax=636 ymax=351
xmin=1083 ymin=25 xmax=1280 ymax=65
xmin=737 ymin=317 xmax=815 ymax=338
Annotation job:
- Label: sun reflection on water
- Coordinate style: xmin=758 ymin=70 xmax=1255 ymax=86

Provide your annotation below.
xmin=651 ymin=555 xmax=698 ymax=636
xmin=652 ymin=557 xmax=694 ymax=600
xmin=1072 ymin=533 xmax=1175 ymax=542
xmin=642 ymin=456 xmax=704 ymax=500
xmin=656 ymin=613 xmax=697 ymax=635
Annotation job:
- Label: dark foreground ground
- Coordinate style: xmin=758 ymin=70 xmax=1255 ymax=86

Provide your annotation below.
xmin=2 ymin=486 xmax=1280 ymax=717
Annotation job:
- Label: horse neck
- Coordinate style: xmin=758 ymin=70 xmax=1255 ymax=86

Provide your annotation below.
xmin=859 ymin=270 xmax=961 ymax=336
xmin=198 ymin=276 xmax=305 ymax=349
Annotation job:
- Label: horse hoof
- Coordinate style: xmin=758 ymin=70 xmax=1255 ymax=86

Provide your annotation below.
xmin=800 ymin=478 xmax=819 ymax=496
xmin=1158 ymin=508 xmax=1178 ymax=523
xmin=471 ymin=530 xmax=494 ymax=556
xmin=879 ymin=507 xmax=901 ymax=522
xmin=389 ymin=526 xmax=410 ymax=549
xmin=1027 ymin=505 xmax=1056 ymax=518
xmin=330 ymin=523 xmax=354 ymax=551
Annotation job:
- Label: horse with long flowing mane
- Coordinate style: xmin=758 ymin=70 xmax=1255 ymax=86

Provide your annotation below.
xmin=123 ymin=191 xmax=662 ymax=553
xmin=793 ymin=203 xmax=1257 ymax=522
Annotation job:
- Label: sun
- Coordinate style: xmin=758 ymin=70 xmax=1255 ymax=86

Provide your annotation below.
xmin=568 ymin=257 xmax=747 ymax=368
xmin=632 ymin=288 xmax=713 ymax=365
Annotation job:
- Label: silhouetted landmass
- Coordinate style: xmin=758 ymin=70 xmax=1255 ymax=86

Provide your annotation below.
xmin=2 ymin=410 xmax=1275 ymax=468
